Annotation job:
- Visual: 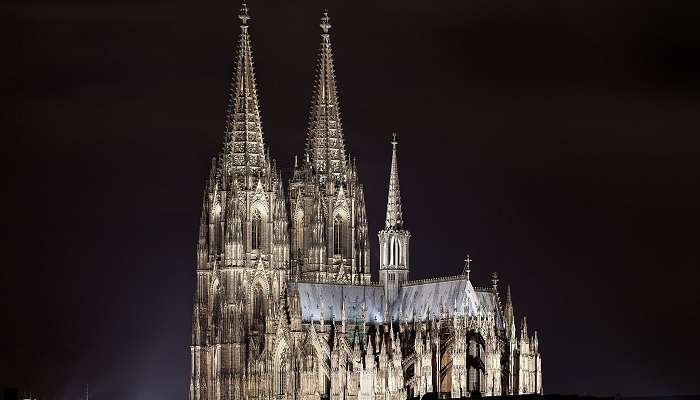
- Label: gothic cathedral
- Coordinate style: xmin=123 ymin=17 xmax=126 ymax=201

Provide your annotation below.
xmin=189 ymin=5 xmax=543 ymax=400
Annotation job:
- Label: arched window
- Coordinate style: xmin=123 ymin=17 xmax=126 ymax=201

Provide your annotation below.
xmin=253 ymin=285 xmax=265 ymax=334
xmin=279 ymin=350 xmax=288 ymax=394
xmin=333 ymin=216 xmax=344 ymax=256
xmin=251 ymin=210 xmax=262 ymax=250
xmin=294 ymin=211 xmax=304 ymax=255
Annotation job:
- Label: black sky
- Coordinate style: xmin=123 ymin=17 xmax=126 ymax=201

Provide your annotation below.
xmin=2 ymin=0 xmax=700 ymax=399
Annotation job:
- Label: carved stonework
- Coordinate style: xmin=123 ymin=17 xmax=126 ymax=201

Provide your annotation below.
xmin=189 ymin=6 xmax=543 ymax=400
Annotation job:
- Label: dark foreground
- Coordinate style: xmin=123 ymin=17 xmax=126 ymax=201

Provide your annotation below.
xmin=417 ymin=395 xmax=700 ymax=400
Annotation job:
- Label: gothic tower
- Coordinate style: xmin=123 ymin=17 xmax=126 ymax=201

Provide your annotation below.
xmin=288 ymin=11 xmax=370 ymax=284
xmin=188 ymin=5 xmax=543 ymax=399
xmin=379 ymin=135 xmax=410 ymax=304
xmin=190 ymin=4 xmax=290 ymax=400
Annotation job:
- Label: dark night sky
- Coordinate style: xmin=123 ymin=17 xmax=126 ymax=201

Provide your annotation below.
xmin=2 ymin=0 xmax=700 ymax=399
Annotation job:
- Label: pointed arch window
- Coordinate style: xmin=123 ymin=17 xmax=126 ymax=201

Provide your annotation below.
xmin=253 ymin=285 xmax=265 ymax=334
xmin=333 ymin=216 xmax=344 ymax=257
xmin=251 ymin=210 xmax=262 ymax=250
xmin=279 ymin=349 xmax=288 ymax=394
xmin=294 ymin=211 xmax=304 ymax=257
xmin=394 ymin=238 xmax=402 ymax=266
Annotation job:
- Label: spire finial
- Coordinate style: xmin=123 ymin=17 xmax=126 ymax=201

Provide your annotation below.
xmin=238 ymin=2 xmax=250 ymax=25
xmin=491 ymin=271 xmax=499 ymax=291
xmin=391 ymin=132 xmax=398 ymax=149
xmin=320 ymin=9 xmax=331 ymax=33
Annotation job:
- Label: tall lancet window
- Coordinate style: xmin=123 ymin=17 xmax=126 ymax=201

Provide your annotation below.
xmin=279 ymin=350 xmax=288 ymax=394
xmin=251 ymin=210 xmax=262 ymax=250
xmin=389 ymin=236 xmax=402 ymax=266
xmin=213 ymin=202 xmax=222 ymax=254
xmin=253 ymin=285 xmax=265 ymax=334
xmin=294 ymin=211 xmax=304 ymax=256
xmin=333 ymin=216 xmax=344 ymax=257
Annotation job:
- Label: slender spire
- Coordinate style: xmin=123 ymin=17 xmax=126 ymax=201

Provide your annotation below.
xmin=505 ymin=284 xmax=515 ymax=337
xmin=305 ymin=10 xmax=346 ymax=180
xmin=224 ymin=2 xmax=266 ymax=183
xmin=385 ymin=133 xmax=404 ymax=229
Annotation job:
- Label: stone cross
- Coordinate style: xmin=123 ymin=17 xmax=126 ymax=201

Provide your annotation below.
xmin=463 ymin=255 xmax=472 ymax=280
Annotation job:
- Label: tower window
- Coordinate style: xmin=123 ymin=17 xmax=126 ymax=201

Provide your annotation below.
xmin=253 ymin=285 xmax=265 ymax=334
xmin=279 ymin=350 xmax=288 ymax=394
xmin=333 ymin=216 xmax=344 ymax=256
xmin=251 ymin=210 xmax=262 ymax=250
xmin=294 ymin=211 xmax=304 ymax=256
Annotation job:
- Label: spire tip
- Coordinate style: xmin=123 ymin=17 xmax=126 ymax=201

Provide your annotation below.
xmin=320 ymin=9 xmax=331 ymax=33
xmin=238 ymin=2 xmax=250 ymax=25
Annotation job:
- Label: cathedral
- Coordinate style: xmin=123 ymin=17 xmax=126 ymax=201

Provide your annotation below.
xmin=189 ymin=4 xmax=543 ymax=399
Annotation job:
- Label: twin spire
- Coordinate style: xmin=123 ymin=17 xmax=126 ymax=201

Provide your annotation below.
xmin=305 ymin=10 xmax=347 ymax=180
xmin=224 ymin=6 xmax=348 ymax=184
xmin=385 ymin=134 xmax=404 ymax=229
xmin=223 ymin=2 xmax=266 ymax=181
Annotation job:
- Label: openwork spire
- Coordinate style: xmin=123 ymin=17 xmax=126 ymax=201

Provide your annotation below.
xmin=305 ymin=10 xmax=346 ymax=180
xmin=224 ymin=2 xmax=266 ymax=182
xmin=385 ymin=134 xmax=403 ymax=229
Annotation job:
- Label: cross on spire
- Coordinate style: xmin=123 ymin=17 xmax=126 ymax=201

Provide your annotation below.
xmin=463 ymin=255 xmax=472 ymax=279
xmin=391 ymin=132 xmax=398 ymax=149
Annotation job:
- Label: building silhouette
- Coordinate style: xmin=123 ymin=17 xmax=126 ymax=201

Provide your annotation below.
xmin=189 ymin=4 xmax=543 ymax=399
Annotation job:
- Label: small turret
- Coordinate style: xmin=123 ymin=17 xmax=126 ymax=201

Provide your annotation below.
xmin=379 ymin=134 xmax=411 ymax=304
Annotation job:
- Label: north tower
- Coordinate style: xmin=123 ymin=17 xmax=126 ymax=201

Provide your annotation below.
xmin=288 ymin=11 xmax=371 ymax=284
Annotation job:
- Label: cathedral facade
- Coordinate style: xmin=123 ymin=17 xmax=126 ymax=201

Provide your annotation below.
xmin=189 ymin=5 xmax=543 ymax=400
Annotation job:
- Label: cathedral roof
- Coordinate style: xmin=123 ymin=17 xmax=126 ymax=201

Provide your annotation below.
xmin=475 ymin=288 xmax=504 ymax=330
xmin=391 ymin=277 xmax=480 ymax=320
xmin=294 ymin=276 xmax=502 ymax=325
xmin=304 ymin=11 xmax=347 ymax=181
xmin=296 ymin=282 xmax=385 ymax=323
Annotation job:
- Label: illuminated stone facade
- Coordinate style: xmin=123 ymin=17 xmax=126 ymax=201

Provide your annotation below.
xmin=189 ymin=5 xmax=543 ymax=399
